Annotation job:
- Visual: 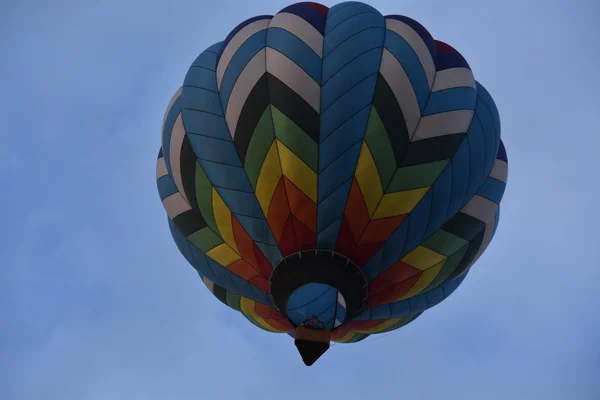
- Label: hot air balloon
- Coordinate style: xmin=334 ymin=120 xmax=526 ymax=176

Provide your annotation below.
xmin=156 ymin=1 xmax=508 ymax=366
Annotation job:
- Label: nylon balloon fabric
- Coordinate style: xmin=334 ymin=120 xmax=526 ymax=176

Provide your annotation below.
xmin=156 ymin=1 xmax=508 ymax=346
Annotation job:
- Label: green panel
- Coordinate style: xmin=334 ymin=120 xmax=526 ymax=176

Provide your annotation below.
xmin=271 ymin=105 xmax=318 ymax=172
xmin=422 ymin=229 xmax=469 ymax=256
xmin=194 ymin=162 xmax=219 ymax=234
xmin=364 ymin=107 xmax=396 ymax=188
xmin=188 ymin=227 xmax=223 ymax=252
xmin=386 ymin=160 xmax=450 ymax=192
xmin=424 ymin=244 xmax=468 ymax=291
xmin=244 ymin=106 xmax=276 ymax=190
xmin=226 ymin=291 xmax=242 ymax=311
xmin=377 ymin=312 xmax=423 ymax=333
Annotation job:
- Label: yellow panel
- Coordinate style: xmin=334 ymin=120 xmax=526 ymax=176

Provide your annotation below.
xmin=276 ymin=140 xmax=317 ymax=202
xmin=205 ymin=243 xmax=241 ymax=267
xmin=396 ymin=259 xmax=446 ymax=301
xmin=401 ymin=245 xmax=446 ymax=271
xmin=357 ymin=318 xmax=403 ymax=334
xmin=354 ymin=142 xmax=383 ymax=217
xmin=255 ymin=141 xmax=282 ymax=215
xmin=372 ymin=187 xmax=430 ymax=219
xmin=212 ymin=188 xmax=239 ymax=254
xmin=333 ymin=332 xmax=356 ymax=343
xmin=240 ymin=297 xmax=277 ymax=332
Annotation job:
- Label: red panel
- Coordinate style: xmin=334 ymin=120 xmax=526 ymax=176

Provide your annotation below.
xmin=253 ymin=243 xmax=274 ymax=279
xmin=357 ymin=215 xmax=407 ymax=246
xmin=378 ymin=261 xmax=422 ymax=284
xmin=292 ymin=216 xmax=316 ymax=251
xmin=255 ymin=302 xmax=294 ymax=332
xmin=278 ymin=215 xmax=299 ymax=257
xmin=266 ymin=177 xmax=290 ymax=242
xmin=303 ymin=2 xmax=328 ymax=17
xmin=249 ymin=276 xmax=271 ymax=293
xmin=344 ymin=178 xmax=370 ymax=243
xmin=231 ymin=216 xmax=258 ymax=268
xmin=334 ymin=217 xmax=355 ymax=260
xmin=227 ymin=260 xmax=259 ymax=281
xmin=365 ymin=274 xmax=421 ymax=307
xmin=284 ymin=177 xmax=317 ymax=233
xmin=352 ymin=242 xmax=384 ymax=268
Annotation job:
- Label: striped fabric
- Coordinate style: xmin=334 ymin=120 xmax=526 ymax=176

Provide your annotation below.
xmin=157 ymin=1 xmax=508 ymax=344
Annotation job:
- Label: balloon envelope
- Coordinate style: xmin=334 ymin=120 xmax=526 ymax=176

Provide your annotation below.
xmin=156 ymin=1 xmax=508 ymax=364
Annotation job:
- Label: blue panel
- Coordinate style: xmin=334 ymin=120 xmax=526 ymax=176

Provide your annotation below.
xmin=492 ymin=207 xmax=501 ymax=238
xmin=205 ymin=42 xmax=223 ymax=54
xmin=218 ymin=16 xmax=271 ymax=61
xmin=320 ymin=74 xmax=378 ymax=136
xmin=384 ymin=30 xmax=430 ymax=112
xmin=316 ymin=216 xmax=343 ymax=250
xmin=278 ymin=3 xmax=327 ymax=35
xmin=235 ymin=214 xmax=278 ymax=247
xmin=219 ymin=30 xmax=267 ymax=109
xmin=323 ymin=12 xmax=384 ymax=57
xmin=317 ymin=177 xmax=354 ymax=231
xmin=161 ymin=97 xmax=182 ymax=178
xmin=319 ymin=106 xmax=369 ymax=169
xmin=254 ymin=240 xmax=282 ymax=265
xmin=475 ymin=98 xmax=500 ymax=179
xmin=477 ymin=177 xmax=506 ymax=205
xmin=426 ymin=288 xmax=444 ymax=308
xmin=446 ymin=138 xmax=471 ymax=220
xmin=181 ymin=87 xmax=224 ymax=116
xmin=369 ymin=304 xmax=392 ymax=320
xmin=385 ymin=16 xmax=436 ymax=61
xmin=187 ymin=134 xmax=242 ymax=167
xmin=157 ymin=175 xmax=178 ymax=200
xmin=475 ymin=81 xmax=501 ymax=136
xmin=168 ymin=219 xmax=196 ymax=268
xmin=199 ymin=160 xmax=253 ymax=192
xmin=186 ymin=241 xmax=222 ymax=284
xmin=325 ymin=2 xmax=379 ymax=36
xmin=322 ymin=28 xmax=385 ymax=83
xmin=423 ymin=87 xmax=477 ymax=116
xmin=497 ymin=139 xmax=508 ymax=163
xmin=401 ymin=190 xmax=433 ymax=254
xmin=184 ymin=66 xmax=218 ymax=92
xmin=424 ymin=163 xmax=453 ymax=238
xmin=317 ymin=142 xmax=360 ymax=202
xmin=182 ymin=109 xmax=231 ymax=141
xmin=388 ymin=300 xmax=411 ymax=317
xmin=266 ymin=27 xmax=322 ymax=83
xmin=322 ymin=48 xmax=382 ymax=110
xmin=191 ymin=47 xmax=220 ymax=70
xmin=464 ymin=117 xmax=486 ymax=203
xmin=408 ymin=294 xmax=429 ymax=314
xmin=361 ymin=247 xmax=384 ymax=281
xmin=216 ymin=188 xmax=263 ymax=217
xmin=335 ymin=301 xmax=347 ymax=323
xmin=378 ymin=217 xmax=410 ymax=274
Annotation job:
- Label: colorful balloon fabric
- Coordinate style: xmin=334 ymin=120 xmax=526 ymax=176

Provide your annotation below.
xmin=156 ymin=1 xmax=508 ymax=357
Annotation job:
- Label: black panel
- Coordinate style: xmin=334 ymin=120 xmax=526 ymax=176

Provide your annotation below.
xmin=234 ymin=73 xmax=270 ymax=164
xmin=399 ymin=133 xmax=465 ymax=167
xmin=179 ymin=135 xmax=201 ymax=213
xmin=266 ymin=73 xmax=320 ymax=143
xmin=449 ymin=229 xmax=485 ymax=279
xmin=295 ymin=339 xmax=330 ymax=366
xmin=212 ymin=283 xmax=228 ymax=305
xmin=172 ymin=210 xmax=207 ymax=237
xmin=441 ymin=212 xmax=486 ymax=242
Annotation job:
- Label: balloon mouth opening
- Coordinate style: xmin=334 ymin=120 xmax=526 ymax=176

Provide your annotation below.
xmin=269 ymin=250 xmax=367 ymax=365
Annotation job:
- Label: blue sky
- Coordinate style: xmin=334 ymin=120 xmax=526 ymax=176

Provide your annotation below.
xmin=2 ymin=0 xmax=599 ymax=398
